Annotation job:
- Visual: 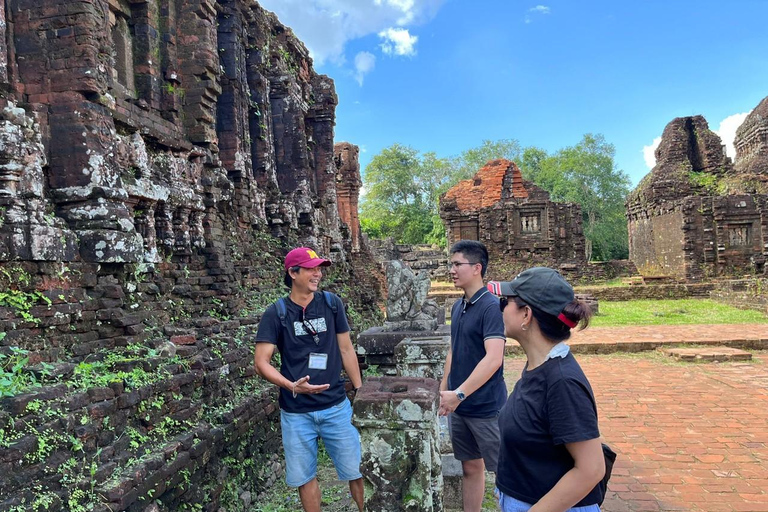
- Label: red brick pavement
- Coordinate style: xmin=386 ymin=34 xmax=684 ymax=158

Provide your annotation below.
xmin=503 ymin=352 xmax=768 ymax=511
xmin=505 ymin=324 xmax=768 ymax=354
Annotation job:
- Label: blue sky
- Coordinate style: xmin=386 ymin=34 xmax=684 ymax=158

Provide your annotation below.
xmin=258 ymin=0 xmax=768 ymax=187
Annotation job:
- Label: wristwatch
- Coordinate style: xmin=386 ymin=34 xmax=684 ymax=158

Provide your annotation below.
xmin=455 ymin=389 xmax=466 ymax=401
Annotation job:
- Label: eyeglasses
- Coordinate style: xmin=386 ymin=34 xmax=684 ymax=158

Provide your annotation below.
xmin=449 ymin=261 xmax=478 ymax=269
xmin=301 ymin=309 xmax=320 ymax=345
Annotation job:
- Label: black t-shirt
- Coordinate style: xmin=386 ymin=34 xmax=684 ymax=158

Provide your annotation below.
xmin=496 ymin=352 xmax=602 ymax=506
xmin=255 ymin=292 xmax=350 ymax=413
xmin=449 ymin=289 xmax=507 ymax=418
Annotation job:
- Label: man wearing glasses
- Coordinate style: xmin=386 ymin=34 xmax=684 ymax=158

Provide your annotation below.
xmin=254 ymin=247 xmax=364 ymax=512
xmin=438 ymin=240 xmax=507 ymax=512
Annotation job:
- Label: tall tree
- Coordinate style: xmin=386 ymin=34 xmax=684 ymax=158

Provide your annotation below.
xmin=447 ymin=139 xmax=522 ymax=188
xmin=531 ymin=134 xmax=630 ymax=260
xmin=360 ymin=144 xmax=450 ymax=245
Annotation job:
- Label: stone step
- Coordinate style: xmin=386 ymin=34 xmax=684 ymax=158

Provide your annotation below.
xmin=661 ymin=346 xmax=753 ymax=362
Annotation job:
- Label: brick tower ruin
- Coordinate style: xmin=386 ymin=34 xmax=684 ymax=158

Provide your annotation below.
xmin=439 ymin=159 xmax=586 ymax=277
xmin=0 ymin=1 xmax=382 ymax=510
xmin=627 ymin=96 xmax=768 ymax=280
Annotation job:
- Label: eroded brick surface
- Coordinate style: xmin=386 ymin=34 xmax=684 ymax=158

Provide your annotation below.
xmin=439 ymin=159 xmax=587 ymax=279
xmin=628 ymin=98 xmax=768 ymax=281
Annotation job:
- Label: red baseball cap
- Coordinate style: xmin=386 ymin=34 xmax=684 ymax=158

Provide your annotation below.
xmin=284 ymin=247 xmax=332 ymax=270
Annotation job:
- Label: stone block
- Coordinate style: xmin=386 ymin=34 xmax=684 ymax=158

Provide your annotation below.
xmin=357 ymin=325 xmax=450 ymax=373
xmin=395 ymin=335 xmax=450 ymax=381
xmin=440 ymin=454 xmax=463 ymax=510
xmin=171 ymin=335 xmax=196 ymax=345
xmin=354 ymin=377 xmax=443 ymax=511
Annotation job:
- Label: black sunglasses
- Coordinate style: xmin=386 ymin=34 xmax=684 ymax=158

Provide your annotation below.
xmin=499 ymin=296 xmax=523 ymax=312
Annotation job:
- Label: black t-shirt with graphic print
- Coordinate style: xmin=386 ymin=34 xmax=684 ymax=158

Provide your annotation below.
xmin=256 ymin=292 xmax=350 ymax=413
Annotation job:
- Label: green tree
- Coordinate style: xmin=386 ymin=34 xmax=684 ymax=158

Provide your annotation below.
xmin=530 ymin=134 xmax=630 ymax=260
xmin=360 ymin=137 xmax=630 ymax=259
xmin=446 ymin=139 xmax=523 ymax=189
xmin=360 ymin=144 xmax=450 ymax=245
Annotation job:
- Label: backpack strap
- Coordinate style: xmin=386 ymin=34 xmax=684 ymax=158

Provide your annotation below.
xmin=275 ymin=297 xmax=288 ymax=329
xmin=322 ymin=290 xmax=338 ymax=314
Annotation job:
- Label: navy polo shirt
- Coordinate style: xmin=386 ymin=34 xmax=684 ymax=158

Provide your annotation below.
xmin=496 ymin=352 xmax=602 ymax=506
xmin=256 ymin=292 xmax=350 ymax=413
xmin=449 ymin=288 xmax=507 ymax=418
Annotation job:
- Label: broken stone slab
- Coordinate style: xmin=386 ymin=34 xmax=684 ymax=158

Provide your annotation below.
xmin=661 ymin=346 xmax=752 ymax=362
xmin=358 ymin=325 xmax=450 ymax=375
xmin=354 ymin=377 xmax=443 ymax=511
xmin=395 ymin=335 xmax=450 ymax=381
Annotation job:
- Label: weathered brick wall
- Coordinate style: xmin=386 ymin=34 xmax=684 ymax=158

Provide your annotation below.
xmin=0 ymin=337 xmax=284 ymax=511
xmin=734 ymin=97 xmax=768 ymax=178
xmin=576 ymin=282 xmax=715 ymax=302
xmin=335 ymin=142 xmax=363 ymax=253
xmin=368 ymin=240 xmax=449 ymax=280
xmin=628 ymin=107 xmax=768 ymax=281
xmin=710 ymin=278 xmax=768 ymax=313
xmin=0 ymin=1 xmax=383 ymax=510
xmin=440 ymin=160 xmax=587 ymax=273
xmin=627 ymin=210 xmax=686 ymax=276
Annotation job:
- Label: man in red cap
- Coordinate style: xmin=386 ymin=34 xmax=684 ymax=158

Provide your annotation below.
xmin=254 ymin=247 xmax=363 ymax=512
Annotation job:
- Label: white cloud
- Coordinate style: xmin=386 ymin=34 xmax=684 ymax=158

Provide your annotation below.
xmin=257 ymin=0 xmax=444 ymax=65
xmin=378 ymin=27 xmax=418 ymax=56
xmin=642 ymin=136 xmax=662 ymax=169
xmin=525 ymin=4 xmax=550 ymax=23
xmin=354 ymin=51 xmax=376 ymax=85
xmin=714 ymin=112 xmax=751 ymax=160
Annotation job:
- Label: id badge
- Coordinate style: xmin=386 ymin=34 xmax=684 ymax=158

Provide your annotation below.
xmin=308 ymin=352 xmax=328 ymax=370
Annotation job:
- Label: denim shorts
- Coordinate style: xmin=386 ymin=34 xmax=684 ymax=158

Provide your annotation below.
xmin=280 ymin=399 xmax=362 ymax=487
xmin=498 ymin=490 xmax=600 ymax=512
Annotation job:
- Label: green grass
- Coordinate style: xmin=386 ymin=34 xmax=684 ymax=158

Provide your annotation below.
xmin=591 ymin=299 xmax=768 ymax=327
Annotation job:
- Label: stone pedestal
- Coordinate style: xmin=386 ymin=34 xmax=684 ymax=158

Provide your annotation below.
xmin=357 ymin=325 xmax=450 ymax=375
xmin=395 ymin=336 xmax=452 ymax=455
xmin=353 ymin=377 xmax=443 ymax=512
xmin=395 ymin=335 xmax=450 ymax=381
xmin=440 ymin=454 xmax=464 ymax=510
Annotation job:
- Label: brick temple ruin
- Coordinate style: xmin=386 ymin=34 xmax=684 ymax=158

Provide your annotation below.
xmin=627 ymin=96 xmax=768 ymax=280
xmin=439 ymin=159 xmax=586 ymax=276
xmin=0 ymin=1 xmax=382 ymax=510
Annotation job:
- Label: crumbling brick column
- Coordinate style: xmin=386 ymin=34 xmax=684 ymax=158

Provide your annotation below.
xmin=353 ymin=377 xmax=443 ymax=512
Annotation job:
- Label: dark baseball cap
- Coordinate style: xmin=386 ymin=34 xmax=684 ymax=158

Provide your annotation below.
xmin=284 ymin=247 xmax=332 ymax=270
xmin=487 ymin=267 xmax=575 ymax=323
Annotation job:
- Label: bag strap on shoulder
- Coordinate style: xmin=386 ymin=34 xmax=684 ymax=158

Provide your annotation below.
xmin=276 ymin=297 xmax=288 ymax=329
xmin=322 ymin=290 xmax=338 ymax=314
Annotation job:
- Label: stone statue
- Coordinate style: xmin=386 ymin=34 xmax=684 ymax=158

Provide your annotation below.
xmin=383 ymin=260 xmax=441 ymax=332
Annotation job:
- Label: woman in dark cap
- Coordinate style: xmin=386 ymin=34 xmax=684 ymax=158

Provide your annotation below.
xmin=487 ymin=267 xmax=605 ymax=511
